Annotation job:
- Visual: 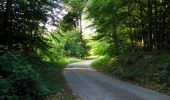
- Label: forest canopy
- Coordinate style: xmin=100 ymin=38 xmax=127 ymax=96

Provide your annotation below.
xmin=87 ymin=0 xmax=170 ymax=55
xmin=0 ymin=0 xmax=61 ymax=53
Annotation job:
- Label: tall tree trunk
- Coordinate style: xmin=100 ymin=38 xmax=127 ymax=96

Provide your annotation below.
xmin=161 ymin=0 xmax=167 ymax=49
xmin=79 ymin=13 xmax=83 ymax=40
xmin=79 ymin=12 xmax=83 ymax=58
xmin=148 ymin=0 xmax=152 ymax=50
xmin=165 ymin=0 xmax=170 ymax=49
xmin=154 ymin=0 xmax=158 ymax=50
xmin=139 ymin=0 xmax=145 ymax=48
xmin=128 ymin=5 xmax=134 ymax=47
xmin=4 ymin=0 xmax=13 ymax=46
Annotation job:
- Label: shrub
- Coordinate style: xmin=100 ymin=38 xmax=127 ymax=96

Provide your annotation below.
xmin=92 ymin=50 xmax=170 ymax=94
xmin=92 ymin=56 xmax=112 ymax=71
xmin=0 ymin=46 xmax=50 ymax=100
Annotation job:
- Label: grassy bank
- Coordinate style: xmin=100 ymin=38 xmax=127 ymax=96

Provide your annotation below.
xmin=92 ymin=51 xmax=170 ymax=95
xmin=28 ymin=56 xmax=81 ymax=100
xmin=0 ymin=47 xmax=80 ymax=100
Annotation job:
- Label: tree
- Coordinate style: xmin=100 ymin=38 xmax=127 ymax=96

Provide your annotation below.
xmin=87 ymin=0 xmax=131 ymax=55
xmin=57 ymin=0 xmax=89 ymax=58
xmin=64 ymin=0 xmax=87 ymax=39
xmin=0 ymin=0 xmax=58 ymax=54
xmin=51 ymin=30 xmax=89 ymax=58
xmin=87 ymin=0 xmax=170 ymax=55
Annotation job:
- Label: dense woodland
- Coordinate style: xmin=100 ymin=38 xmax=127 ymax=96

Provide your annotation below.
xmin=88 ymin=0 xmax=170 ymax=55
xmin=0 ymin=0 xmax=87 ymax=99
xmin=89 ymin=0 xmax=170 ymax=94
xmin=0 ymin=0 xmax=170 ymax=99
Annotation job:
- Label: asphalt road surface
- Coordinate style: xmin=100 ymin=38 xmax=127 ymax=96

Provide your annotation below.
xmin=63 ymin=60 xmax=170 ymax=100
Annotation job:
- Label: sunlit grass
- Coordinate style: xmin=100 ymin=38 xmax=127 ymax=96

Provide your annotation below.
xmin=64 ymin=57 xmax=82 ymax=64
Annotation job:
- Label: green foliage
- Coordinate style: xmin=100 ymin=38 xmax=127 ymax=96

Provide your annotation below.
xmin=87 ymin=0 xmax=132 ymax=55
xmin=0 ymin=46 xmax=50 ymax=100
xmin=87 ymin=0 xmax=170 ymax=55
xmin=88 ymin=38 xmax=109 ymax=56
xmin=60 ymin=0 xmax=89 ymax=58
xmin=92 ymin=56 xmax=112 ymax=71
xmin=88 ymin=0 xmax=170 ymax=93
xmin=28 ymin=47 xmax=82 ymax=100
xmin=49 ymin=30 xmax=90 ymax=58
xmin=0 ymin=0 xmax=58 ymax=53
xmin=64 ymin=30 xmax=90 ymax=58
xmin=92 ymin=51 xmax=170 ymax=94
xmin=64 ymin=58 xmax=82 ymax=64
xmin=59 ymin=11 xmax=79 ymax=32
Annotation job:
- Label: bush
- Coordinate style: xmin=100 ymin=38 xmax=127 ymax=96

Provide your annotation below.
xmin=92 ymin=56 xmax=112 ymax=71
xmin=0 ymin=46 xmax=50 ymax=100
xmin=92 ymin=50 xmax=170 ymax=94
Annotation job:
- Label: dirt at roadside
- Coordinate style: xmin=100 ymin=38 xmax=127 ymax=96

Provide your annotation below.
xmin=48 ymin=83 xmax=82 ymax=100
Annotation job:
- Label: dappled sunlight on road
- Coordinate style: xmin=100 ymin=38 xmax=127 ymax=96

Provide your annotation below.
xmin=64 ymin=67 xmax=95 ymax=71
xmin=65 ymin=60 xmax=95 ymax=72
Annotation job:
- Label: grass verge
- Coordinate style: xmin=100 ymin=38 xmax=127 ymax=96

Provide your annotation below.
xmin=27 ymin=56 xmax=81 ymax=100
xmin=92 ymin=51 xmax=170 ymax=95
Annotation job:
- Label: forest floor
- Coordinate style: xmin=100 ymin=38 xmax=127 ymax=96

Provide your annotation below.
xmin=63 ymin=60 xmax=170 ymax=100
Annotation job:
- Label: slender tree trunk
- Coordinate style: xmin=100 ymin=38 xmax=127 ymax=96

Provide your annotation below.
xmin=128 ymin=5 xmax=134 ymax=47
xmin=139 ymin=0 xmax=145 ymax=48
xmin=165 ymin=0 xmax=170 ymax=49
xmin=79 ymin=13 xmax=83 ymax=40
xmin=4 ymin=0 xmax=12 ymax=46
xmin=148 ymin=0 xmax=152 ymax=50
xmin=154 ymin=0 xmax=158 ymax=50
xmin=79 ymin=12 xmax=83 ymax=58
xmin=161 ymin=0 xmax=167 ymax=49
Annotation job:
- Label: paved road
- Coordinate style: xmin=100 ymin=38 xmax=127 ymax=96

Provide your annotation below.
xmin=63 ymin=60 xmax=170 ymax=100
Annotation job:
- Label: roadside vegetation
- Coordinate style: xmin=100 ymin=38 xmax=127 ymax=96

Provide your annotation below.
xmin=88 ymin=0 xmax=170 ymax=95
xmin=1 ymin=0 xmax=170 ymax=99
xmin=92 ymin=51 xmax=170 ymax=94
xmin=0 ymin=45 xmax=81 ymax=100
xmin=0 ymin=0 xmax=87 ymax=99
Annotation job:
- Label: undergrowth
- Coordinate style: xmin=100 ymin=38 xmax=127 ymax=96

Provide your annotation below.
xmin=0 ymin=47 xmax=50 ymax=100
xmin=0 ymin=45 xmax=80 ymax=100
xmin=27 ymin=56 xmax=76 ymax=100
xmin=92 ymin=50 xmax=170 ymax=95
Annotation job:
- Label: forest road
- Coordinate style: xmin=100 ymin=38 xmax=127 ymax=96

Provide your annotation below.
xmin=63 ymin=60 xmax=170 ymax=100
